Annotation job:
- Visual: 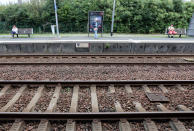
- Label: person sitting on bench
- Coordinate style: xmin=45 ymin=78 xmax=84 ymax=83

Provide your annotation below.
xmin=11 ymin=25 xmax=18 ymax=38
xmin=168 ymin=24 xmax=177 ymax=35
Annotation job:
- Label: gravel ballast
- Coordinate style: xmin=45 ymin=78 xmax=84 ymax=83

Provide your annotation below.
xmin=0 ymin=65 xmax=193 ymax=80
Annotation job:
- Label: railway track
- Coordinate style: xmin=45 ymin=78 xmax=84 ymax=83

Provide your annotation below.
xmin=0 ymin=54 xmax=193 ymax=64
xmin=0 ymin=80 xmax=193 ymax=130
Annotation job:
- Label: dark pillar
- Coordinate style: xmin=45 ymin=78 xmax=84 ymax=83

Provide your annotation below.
xmin=187 ymin=12 xmax=194 ymax=36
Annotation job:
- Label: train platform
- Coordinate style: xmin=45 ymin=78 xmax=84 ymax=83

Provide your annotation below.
xmin=0 ymin=34 xmax=194 ymax=42
xmin=0 ymin=34 xmax=194 ymax=54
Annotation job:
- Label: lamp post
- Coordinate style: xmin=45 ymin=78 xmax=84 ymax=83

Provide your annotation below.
xmin=18 ymin=0 xmax=22 ymax=4
xmin=54 ymin=0 xmax=60 ymax=37
xmin=111 ymin=0 xmax=116 ymax=37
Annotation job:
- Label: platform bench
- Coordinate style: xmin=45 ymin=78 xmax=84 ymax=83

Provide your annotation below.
xmin=12 ymin=28 xmax=33 ymax=38
xmin=165 ymin=28 xmax=186 ymax=38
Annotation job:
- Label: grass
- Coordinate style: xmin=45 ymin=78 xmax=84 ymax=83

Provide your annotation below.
xmin=0 ymin=33 xmax=191 ymax=38
xmin=0 ymin=33 xmax=165 ymax=37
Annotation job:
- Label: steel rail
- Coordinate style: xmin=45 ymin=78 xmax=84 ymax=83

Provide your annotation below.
xmin=0 ymin=54 xmax=193 ymax=64
xmin=0 ymin=112 xmax=193 ymax=120
xmin=0 ymin=54 xmax=194 ymax=57
xmin=0 ymin=80 xmax=193 ymax=84
xmin=0 ymin=62 xmax=193 ymax=65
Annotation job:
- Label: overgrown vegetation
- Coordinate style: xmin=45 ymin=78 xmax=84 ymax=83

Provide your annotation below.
xmin=0 ymin=0 xmax=194 ymax=33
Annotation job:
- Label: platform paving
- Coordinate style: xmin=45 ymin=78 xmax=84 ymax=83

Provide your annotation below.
xmin=0 ymin=35 xmax=194 ymax=54
xmin=0 ymin=35 xmax=194 ymax=42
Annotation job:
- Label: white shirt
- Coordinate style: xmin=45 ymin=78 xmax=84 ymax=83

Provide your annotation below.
xmin=12 ymin=27 xmax=18 ymax=34
xmin=168 ymin=26 xmax=175 ymax=31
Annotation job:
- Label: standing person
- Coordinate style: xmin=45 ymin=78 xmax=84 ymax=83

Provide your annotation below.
xmin=93 ymin=19 xmax=98 ymax=39
xmin=168 ymin=25 xmax=177 ymax=35
xmin=11 ymin=25 xmax=18 ymax=38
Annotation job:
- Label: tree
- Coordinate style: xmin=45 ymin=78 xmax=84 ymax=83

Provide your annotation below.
xmin=0 ymin=0 xmax=194 ymax=33
xmin=173 ymin=0 xmax=183 ymax=13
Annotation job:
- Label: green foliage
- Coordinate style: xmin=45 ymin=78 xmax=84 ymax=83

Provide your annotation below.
xmin=105 ymin=43 xmax=110 ymax=49
xmin=173 ymin=0 xmax=183 ymax=13
xmin=0 ymin=0 xmax=194 ymax=33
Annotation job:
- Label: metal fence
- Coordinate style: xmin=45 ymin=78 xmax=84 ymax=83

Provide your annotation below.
xmin=0 ymin=21 xmax=124 ymax=34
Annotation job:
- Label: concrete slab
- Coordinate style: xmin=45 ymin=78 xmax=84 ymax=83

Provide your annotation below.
xmin=9 ymin=119 xmax=24 ymax=131
xmin=119 ymin=119 xmax=132 ymax=131
xmin=6 ymin=44 xmax=20 ymax=53
xmin=158 ymin=85 xmax=168 ymax=93
xmin=66 ymin=120 xmax=76 ymax=131
xmin=91 ymin=85 xmax=99 ymax=112
xmin=0 ymin=85 xmax=27 ymax=112
xmin=90 ymin=85 xmax=102 ymax=131
xmin=66 ymin=85 xmax=79 ymax=131
xmin=23 ymin=85 xmax=45 ymax=112
xmin=176 ymin=84 xmax=186 ymax=91
xmin=69 ymin=85 xmax=79 ymax=113
xmin=46 ymin=84 xmax=61 ymax=112
xmin=133 ymin=102 xmax=158 ymax=131
xmin=109 ymin=84 xmax=115 ymax=93
xmin=92 ymin=119 xmax=102 ymax=131
xmin=10 ymin=85 xmax=45 ymax=131
xmin=20 ymin=44 xmax=34 ymax=53
xmin=169 ymin=119 xmax=187 ymax=131
xmin=47 ymin=43 xmax=62 ymax=54
xmin=115 ymin=100 xmax=132 ymax=131
xmin=125 ymin=84 xmax=133 ymax=94
xmin=0 ymin=85 xmax=11 ymax=98
xmin=90 ymin=43 xmax=103 ymax=53
xmin=157 ymin=104 xmax=187 ymax=131
xmin=61 ymin=43 xmax=75 ymax=53
xmin=177 ymin=105 xmax=194 ymax=130
xmin=133 ymin=102 xmax=146 ymax=112
xmin=37 ymin=119 xmax=51 ymax=131
xmin=34 ymin=43 xmax=47 ymax=53
xmin=143 ymin=85 xmax=151 ymax=93
xmin=37 ymin=84 xmax=62 ymax=131
xmin=115 ymin=101 xmax=124 ymax=112
xmin=0 ymin=44 xmax=7 ymax=53
xmin=157 ymin=103 xmax=169 ymax=112
xmin=177 ymin=105 xmax=191 ymax=111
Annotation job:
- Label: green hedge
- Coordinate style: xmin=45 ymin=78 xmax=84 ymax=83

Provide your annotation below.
xmin=0 ymin=0 xmax=194 ymax=34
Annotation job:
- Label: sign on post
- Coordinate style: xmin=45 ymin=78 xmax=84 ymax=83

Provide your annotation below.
xmin=88 ymin=11 xmax=104 ymax=37
xmin=51 ymin=25 xmax=56 ymax=35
